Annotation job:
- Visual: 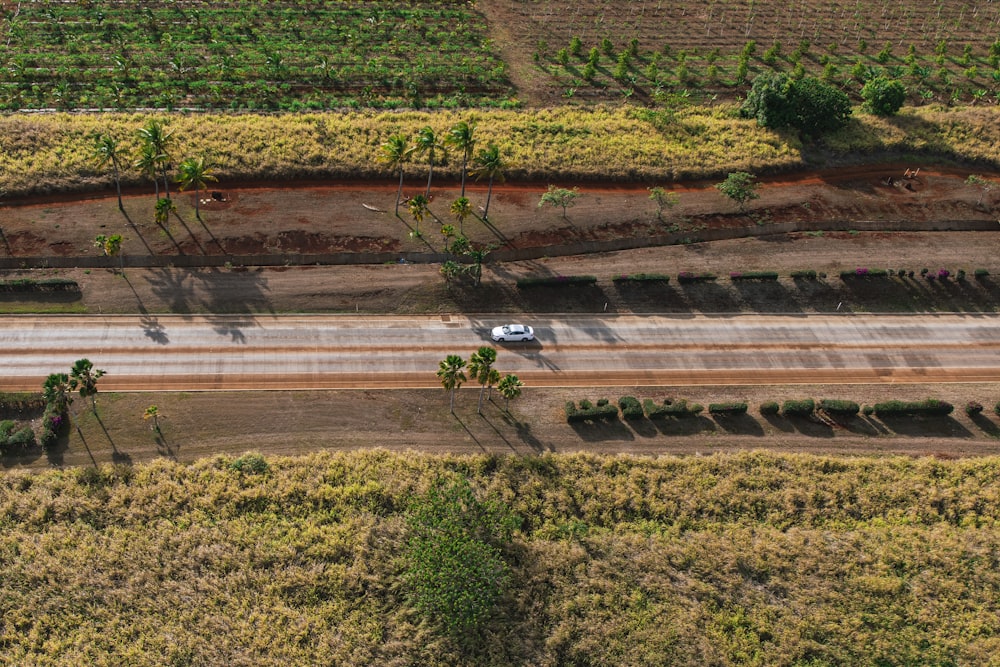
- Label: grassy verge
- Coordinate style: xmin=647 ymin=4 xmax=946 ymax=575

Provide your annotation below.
xmin=1 ymin=450 xmax=999 ymax=665
xmin=2 ymin=105 xmax=998 ymax=198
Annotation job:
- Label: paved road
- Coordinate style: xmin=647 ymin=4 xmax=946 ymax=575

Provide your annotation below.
xmin=2 ymin=313 xmax=999 ymax=391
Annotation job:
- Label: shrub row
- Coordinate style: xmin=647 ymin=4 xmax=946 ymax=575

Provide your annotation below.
xmin=676 ymin=272 xmax=717 ymax=284
xmin=790 ymin=270 xmax=818 ymax=280
xmin=840 ymin=268 xmax=993 ymax=282
xmin=0 ymin=278 xmax=79 ymax=292
xmin=612 ymin=273 xmax=670 ymax=284
xmin=0 ymin=419 xmax=36 ymax=455
xmin=840 ymin=268 xmax=890 ymax=279
xmin=565 ymin=399 xmax=619 ymax=423
xmin=873 ymin=399 xmax=954 ymax=417
xmin=643 ymin=398 xmax=704 ymax=420
xmin=708 ymin=402 xmax=748 ymax=415
xmin=517 ymin=275 xmax=598 ymax=288
xmin=782 ymin=398 xmax=816 ymax=417
xmin=618 ymin=396 xmax=644 ymax=420
xmin=729 ymin=271 xmax=779 ymax=281
xmin=0 ymin=392 xmax=47 ymax=418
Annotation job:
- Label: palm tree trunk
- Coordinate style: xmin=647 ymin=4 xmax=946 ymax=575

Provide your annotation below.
xmin=425 ymin=149 xmax=434 ymax=198
xmin=162 ymin=166 xmax=170 ymax=199
xmin=450 ymin=387 xmax=455 ymax=414
xmin=484 ymin=178 xmax=494 ymax=220
xmin=396 ymin=168 xmax=404 ymax=217
xmin=477 ymin=384 xmax=485 ymax=414
xmin=112 ymin=161 xmax=123 ymax=211
xmin=460 ymin=156 xmax=468 ymax=198
xmin=195 ymin=183 xmax=201 ymax=220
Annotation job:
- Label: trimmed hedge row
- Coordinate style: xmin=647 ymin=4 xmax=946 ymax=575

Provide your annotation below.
xmin=612 ymin=273 xmax=670 ymax=284
xmin=565 ymin=399 xmax=619 ymax=423
xmin=873 ymin=399 xmax=954 ymax=417
xmin=676 ymin=272 xmax=717 ymax=284
xmin=0 ymin=392 xmax=47 ymax=418
xmin=708 ymin=402 xmax=748 ymax=415
xmin=782 ymin=399 xmax=816 ymax=417
xmin=729 ymin=271 xmax=779 ymax=281
xmin=643 ymin=398 xmax=704 ymax=419
xmin=819 ymin=399 xmax=860 ymax=416
xmin=0 ymin=278 xmax=80 ymax=292
xmin=517 ymin=275 xmax=598 ymax=288
xmin=618 ymin=396 xmax=644 ymax=420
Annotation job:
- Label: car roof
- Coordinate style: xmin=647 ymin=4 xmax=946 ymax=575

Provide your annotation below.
xmin=507 ymin=324 xmax=526 ymax=332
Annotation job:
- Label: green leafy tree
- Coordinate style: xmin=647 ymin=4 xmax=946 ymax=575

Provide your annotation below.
xmin=741 ymin=72 xmax=851 ymax=135
xmin=539 ymin=185 xmax=580 ymax=218
xmin=648 ymin=187 xmax=680 ymax=220
xmin=716 ymin=172 xmax=760 ymax=212
xmin=446 ymin=120 xmax=476 ymax=198
xmin=408 ymin=193 xmax=429 ymax=236
xmin=136 ymin=119 xmax=174 ymax=198
xmin=861 ymin=76 xmax=907 ymax=116
xmin=468 ymin=346 xmax=497 ymax=414
xmin=436 ymin=355 xmax=466 ymax=413
xmin=176 ymin=155 xmax=218 ymax=220
xmin=69 ymin=358 xmax=106 ymax=414
xmin=404 ymin=476 xmax=516 ymax=636
xmin=92 ymin=133 xmax=128 ymax=211
xmin=470 ymin=143 xmax=506 ymax=221
xmin=439 ymin=260 xmax=466 ymax=284
xmin=94 ymin=233 xmax=124 ymax=272
xmin=450 ymin=196 xmax=472 ymax=234
xmin=497 ymin=373 xmax=524 ymax=413
xmin=413 ymin=126 xmax=446 ymax=198
xmin=154 ymin=196 xmax=176 ymax=226
xmin=380 ymin=133 xmax=412 ymax=217
xmin=43 ymin=373 xmax=72 ymax=413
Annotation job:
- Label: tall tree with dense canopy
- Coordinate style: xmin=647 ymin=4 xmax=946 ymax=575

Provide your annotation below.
xmin=69 ymin=358 xmax=106 ymax=414
xmin=436 ymin=355 xmax=467 ymax=413
xmin=380 ymin=133 xmax=412 ymax=217
xmin=413 ymin=126 xmax=446 ymax=198
xmin=470 ymin=143 xmax=505 ymax=221
xmin=445 ymin=120 xmax=476 ymax=198
xmin=91 ymin=133 xmax=128 ymax=211
xmin=741 ymin=72 xmax=851 ymax=136
xmin=176 ymin=156 xmax=218 ymax=220
xmin=468 ymin=346 xmax=497 ymax=414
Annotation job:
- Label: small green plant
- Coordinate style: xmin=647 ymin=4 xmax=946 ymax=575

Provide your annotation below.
xmin=760 ymin=401 xmax=780 ymax=416
xmin=228 ymin=453 xmax=270 ymax=474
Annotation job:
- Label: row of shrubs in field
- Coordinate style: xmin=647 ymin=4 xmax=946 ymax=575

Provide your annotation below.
xmin=0 ymin=393 xmax=68 ymax=456
xmin=0 ymin=278 xmax=80 ymax=293
xmin=566 ymin=396 xmax=999 ymax=423
xmin=840 ymin=267 xmax=990 ymax=281
xmin=519 ymin=269 xmax=991 ymax=288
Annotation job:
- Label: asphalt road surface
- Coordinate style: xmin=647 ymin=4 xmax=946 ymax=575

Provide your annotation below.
xmin=2 ymin=313 xmax=999 ymax=391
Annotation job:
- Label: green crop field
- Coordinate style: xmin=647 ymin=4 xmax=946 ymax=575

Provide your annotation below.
xmin=1 ymin=450 xmax=999 ymax=665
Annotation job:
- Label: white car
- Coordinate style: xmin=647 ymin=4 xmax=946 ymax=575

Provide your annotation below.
xmin=491 ymin=324 xmax=534 ymax=342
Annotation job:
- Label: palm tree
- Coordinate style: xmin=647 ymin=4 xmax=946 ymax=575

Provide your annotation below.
xmin=94 ymin=233 xmax=124 ymax=273
xmin=468 ymin=346 xmax=497 ymax=415
xmin=136 ymin=119 xmax=174 ymax=198
xmin=449 ymin=197 xmax=472 ymax=234
xmin=408 ymin=194 xmax=429 ymax=236
xmin=446 ymin=120 xmax=476 ymax=198
xmin=69 ymin=358 xmax=106 ymax=414
xmin=485 ymin=367 xmax=501 ymax=401
xmin=497 ymin=374 xmax=524 ymax=413
xmin=42 ymin=373 xmax=72 ymax=413
xmin=470 ymin=143 xmax=505 ymax=221
xmin=436 ymin=355 xmax=467 ymax=413
xmin=413 ymin=126 xmax=446 ymax=198
xmin=92 ymin=133 xmax=128 ymax=211
xmin=176 ymin=155 xmax=218 ymax=220
xmin=143 ymin=405 xmax=162 ymax=432
xmin=380 ymin=133 xmax=411 ymax=217
xmin=134 ymin=142 xmax=161 ymax=199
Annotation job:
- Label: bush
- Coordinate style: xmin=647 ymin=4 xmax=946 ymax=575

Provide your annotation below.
xmin=228 ymin=453 xmax=270 ymax=474
xmin=643 ymin=398 xmax=703 ymax=419
xmin=565 ymin=400 xmax=619 ymax=423
xmin=708 ymin=402 xmax=748 ymax=415
xmin=0 ymin=392 xmax=47 ymax=418
xmin=819 ymin=399 xmax=860 ymax=416
xmin=782 ymin=398 xmax=816 ymax=417
xmin=974 ymin=269 xmax=989 ymax=279
xmin=790 ymin=270 xmax=817 ymax=280
xmin=0 ymin=278 xmax=79 ymax=293
xmin=760 ymin=401 xmax=780 ymax=416
xmin=677 ymin=271 xmax=717 ymax=284
xmin=861 ymin=76 xmax=907 ymax=116
xmin=862 ymin=405 xmax=875 ymax=416
xmin=729 ymin=271 xmax=779 ymax=281
xmin=840 ymin=267 xmax=889 ymax=279
xmin=0 ymin=421 xmax=36 ymax=454
xmin=618 ymin=396 xmax=644 ymax=420
xmin=995 ymin=401 xmax=1000 ymax=416
xmin=740 ymin=72 xmax=852 ymax=135
xmin=873 ymin=399 xmax=954 ymax=417
xmin=517 ymin=275 xmax=598 ymax=288
xmin=612 ymin=273 xmax=670 ymax=284
xmin=966 ymin=401 xmax=984 ymax=416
